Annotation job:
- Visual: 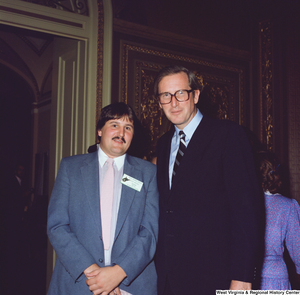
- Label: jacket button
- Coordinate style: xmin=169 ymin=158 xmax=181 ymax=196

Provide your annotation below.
xmin=99 ymin=258 xmax=103 ymax=263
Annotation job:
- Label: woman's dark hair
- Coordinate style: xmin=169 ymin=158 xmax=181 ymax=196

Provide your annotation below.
xmin=256 ymin=151 xmax=282 ymax=194
xmin=153 ymin=65 xmax=201 ymax=98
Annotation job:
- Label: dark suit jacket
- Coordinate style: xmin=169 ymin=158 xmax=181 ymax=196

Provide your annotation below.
xmin=47 ymin=152 xmax=159 ymax=295
xmin=155 ymin=115 xmax=262 ymax=294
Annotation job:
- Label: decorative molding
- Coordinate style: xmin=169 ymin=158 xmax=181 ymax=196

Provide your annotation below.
xmin=41 ymin=63 xmax=53 ymax=98
xmin=136 ymin=63 xmax=169 ymax=159
xmin=16 ymin=34 xmax=52 ymax=56
xmin=0 ymin=5 xmax=84 ymax=28
xmin=96 ymin=0 xmax=104 ymax=129
xmin=114 ymin=18 xmax=251 ymax=61
xmin=287 ymin=28 xmax=300 ymax=201
xmin=288 ymin=75 xmax=300 ymax=200
xmin=259 ymin=20 xmax=273 ymax=151
xmin=20 ymin=0 xmax=89 ymax=15
xmin=32 ymin=97 xmax=51 ymax=111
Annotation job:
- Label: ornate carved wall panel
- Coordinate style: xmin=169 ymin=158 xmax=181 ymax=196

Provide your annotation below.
xmin=21 ymin=0 xmax=89 ymax=15
xmin=117 ymin=40 xmax=247 ymax=159
xmin=258 ymin=20 xmax=273 ymax=151
xmin=96 ymin=0 xmax=104 ymax=125
xmin=287 ymin=21 xmax=300 ymax=202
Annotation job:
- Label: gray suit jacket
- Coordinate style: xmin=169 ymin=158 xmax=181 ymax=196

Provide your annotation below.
xmin=47 ymin=152 xmax=159 ymax=295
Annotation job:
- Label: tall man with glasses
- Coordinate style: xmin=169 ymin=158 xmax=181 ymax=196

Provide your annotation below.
xmin=153 ymin=65 xmax=262 ymax=294
xmin=47 ymin=102 xmax=159 ymax=295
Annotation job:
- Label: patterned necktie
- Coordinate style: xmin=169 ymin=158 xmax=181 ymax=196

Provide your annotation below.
xmin=172 ymin=131 xmax=186 ymax=181
xmin=100 ymin=158 xmax=114 ymax=250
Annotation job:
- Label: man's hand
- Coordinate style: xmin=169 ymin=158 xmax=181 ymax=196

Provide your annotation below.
xmin=84 ymin=264 xmax=121 ymax=294
xmin=84 ymin=263 xmax=101 ymax=276
xmin=85 ymin=264 xmax=127 ymax=295
xmin=230 ymin=280 xmax=251 ymax=290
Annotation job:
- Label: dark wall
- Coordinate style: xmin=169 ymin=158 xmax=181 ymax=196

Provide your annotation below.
xmin=0 ymin=63 xmax=33 ymax=180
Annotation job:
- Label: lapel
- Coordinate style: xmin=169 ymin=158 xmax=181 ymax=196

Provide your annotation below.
xmin=114 ymin=154 xmax=138 ymax=241
xmin=170 ymin=115 xmax=218 ymax=193
xmin=80 ymin=151 xmax=102 ymax=236
xmin=158 ymin=127 xmax=174 ymax=202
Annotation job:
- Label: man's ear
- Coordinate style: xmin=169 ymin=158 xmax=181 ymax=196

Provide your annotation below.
xmin=193 ymin=89 xmax=200 ymax=104
xmin=97 ymin=130 xmax=102 ymax=137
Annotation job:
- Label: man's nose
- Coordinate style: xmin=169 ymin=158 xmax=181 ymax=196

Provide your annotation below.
xmin=119 ymin=127 xmax=125 ymax=137
xmin=170 ymin=94 xmax=179 ymax=107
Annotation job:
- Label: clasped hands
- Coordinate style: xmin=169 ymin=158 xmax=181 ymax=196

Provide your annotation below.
xmin=85 ymin=263 xmax=127 ymax=295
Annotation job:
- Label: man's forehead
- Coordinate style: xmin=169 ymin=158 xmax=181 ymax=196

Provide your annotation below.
xmin=159 ymin=72 xmax=189 ymax=88
xmin=108 ymin=116 xmax=133 ymax=125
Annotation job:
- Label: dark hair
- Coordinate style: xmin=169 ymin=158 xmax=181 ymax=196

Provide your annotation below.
xmin=96 ymin=102 xmax=137 ymax=131
xmin=255 ymin=151 xmax=282 ymax=194
xmin=153 ymin=65 xmax=201 ymax=98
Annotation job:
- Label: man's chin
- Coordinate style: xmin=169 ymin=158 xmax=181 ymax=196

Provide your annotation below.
xmin=111 ymin=147 xmax=128 ymax=156
xmin=169 ymin=118 xmax=184 ymax=127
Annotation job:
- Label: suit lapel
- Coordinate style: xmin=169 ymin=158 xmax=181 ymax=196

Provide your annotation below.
xmin=157 ymin=128 xmax=173 ymax=201
xmin=114 ymin=155 xmax=137 ymax=241
xmin=81 ymin=152 xmax=102 ymax=236
xmin=170 ymin=116 xmax=217 ymax=192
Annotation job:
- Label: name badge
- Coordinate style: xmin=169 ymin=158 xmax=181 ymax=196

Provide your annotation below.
xmin=121 ymin=174 xmax=143 ymax=192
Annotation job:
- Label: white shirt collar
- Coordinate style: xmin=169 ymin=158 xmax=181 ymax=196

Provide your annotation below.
xmin=264 ymin=190 xmax=280 ymax=196
xmin=98 ymin=147 xmax=126 ymax=170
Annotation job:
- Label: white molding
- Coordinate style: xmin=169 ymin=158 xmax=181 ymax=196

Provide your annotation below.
xmin=102 ymin=0 xmax=113 ymax=107
xmin=0 ymin=0 xmax=89 ymax=39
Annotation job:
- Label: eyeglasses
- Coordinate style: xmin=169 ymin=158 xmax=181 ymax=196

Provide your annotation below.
xmin=158 ymin=89 xmax=194 ymax=105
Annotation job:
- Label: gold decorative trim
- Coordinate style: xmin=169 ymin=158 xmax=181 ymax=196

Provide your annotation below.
xmin=259 ymin=20 xmax=273 ymax=150
xmin=195 ymin=72 xmax=235 ymax=120
xmin=135 ymin=62 xmax=169 ymax=159
xmin=96 ymin=0 xmax=104 ymax=133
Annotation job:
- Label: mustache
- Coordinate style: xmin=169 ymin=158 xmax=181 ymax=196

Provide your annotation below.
xmin=112 ymin=136 xmax=126 ymax=143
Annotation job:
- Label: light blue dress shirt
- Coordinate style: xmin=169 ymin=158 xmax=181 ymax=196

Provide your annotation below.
xmin=169 ymin=109 xmax=203 ymax=188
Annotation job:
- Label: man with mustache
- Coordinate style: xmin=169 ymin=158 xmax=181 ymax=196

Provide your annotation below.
xmin=47 ymin=102 xmax=159 ymax=295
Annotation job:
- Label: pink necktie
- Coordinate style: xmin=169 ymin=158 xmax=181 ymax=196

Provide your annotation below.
xmin=100 ymin=158 xmax=114 ymax=250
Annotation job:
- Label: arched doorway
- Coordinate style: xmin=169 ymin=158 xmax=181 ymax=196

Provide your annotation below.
xmin=0 ymin=0 xmax=108 ymax=293
xmin=0 ymin=63 xmax=47 ymax=294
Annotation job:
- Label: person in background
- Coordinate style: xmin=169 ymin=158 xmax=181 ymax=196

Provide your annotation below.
xmin=47 ymin=102 xmax=159 ymax=295
xmin=256 ymin=151 xmax=300 ymax=290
